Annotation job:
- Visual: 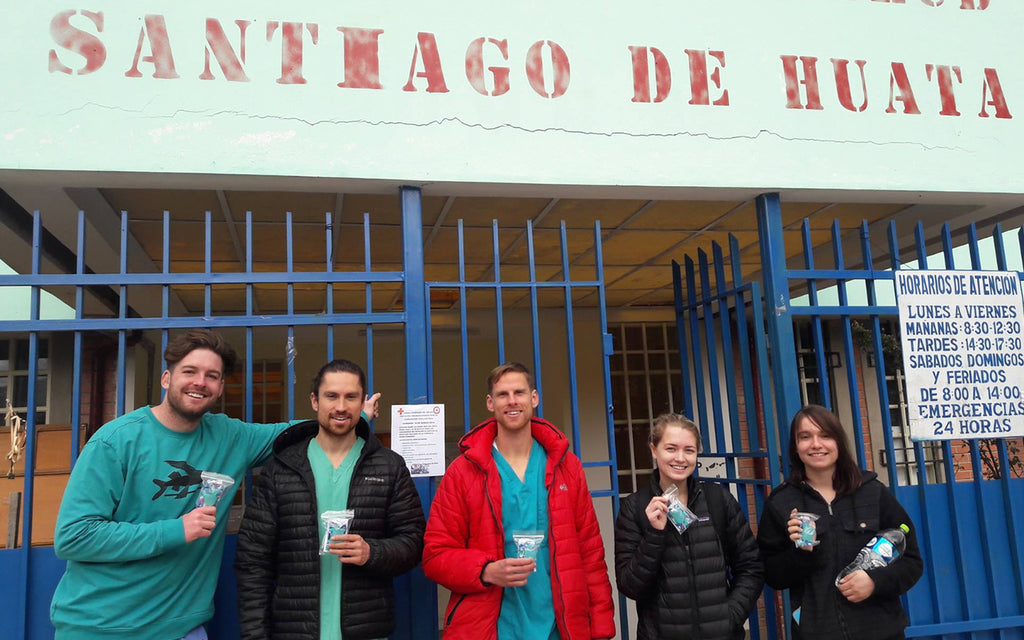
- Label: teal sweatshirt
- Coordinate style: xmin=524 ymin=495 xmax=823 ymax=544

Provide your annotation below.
xmin=49 ymin=406 xmax=290 ymax=640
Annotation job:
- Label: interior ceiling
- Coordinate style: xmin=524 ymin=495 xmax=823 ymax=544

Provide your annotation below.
xmin=81 ymin=188 xmax=926 ymax=315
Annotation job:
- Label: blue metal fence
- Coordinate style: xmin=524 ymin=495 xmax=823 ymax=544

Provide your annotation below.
xmin=680 ymin=192 xmax=1024 ymax=639
xmin=0 ymin=187 xmax=622 ymax=640
xmin=0 ymin=188 xmax=431 ymax=640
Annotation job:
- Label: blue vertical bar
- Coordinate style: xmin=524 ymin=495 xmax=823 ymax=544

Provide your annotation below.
xmin=204 ymin=211 xmax=212 ymax=318
xmin=560 ymin=222 xmax=582 ymax=455
xmin=593 ymin=219 xmax=618 ymax=511
xmin=161 ymin=212 xmax=170 ymax=403
xmin=399 ymin=185 xmax=435 ymax=640
xmin=966 ymin=223 xmax=1002 ymax=632
xmin=860 ymin=221 xmax=898 ymax=490
xmin=685 ymin=257 xmax=709 ymax=432
xmin=891 ymin=222 xmax=941 ymax=628
xmin=117 ymin=211 xmax=128 ymax=417
xmin=458 ymin=220 xmax=471 ymax=433
xmin=801 ymin=219 xmax=832 ymax=409
xmin=993 ymin=224 xmax=1024 ymax=615
xmin=925 ymin=222 xmax=971 ymax=626
xmin=712 ymin=242 xmax=742 ymax=482
xmin=756 ymin=193 xmax=801 ymax=470
xmin=18 ymin=212 xmax=43 ymax=640
xmin=245 ymin=211 xmax=254 ymax=423
xmin=830 ymin=220 xmax=865 ymax=467
xmin=527 ymin=221 xmax=544 ymax=416
xmin=492 ymin=220 xmax=506 ymax=364
xmin=697 ymin=248 xmax=726 ymax=465
xmin=286 ymin=211 xmax=295 ymax=421
xmin=750 ymin=281 xmax=782 ymax=640
xmin=325 ymin=211 xmax=335 ymax=361
xmin=671 ymin=260 xmax=693 ymax=419
xmin=70 ymin=211 xmax=86 ymax=465
xmin=364 ymin=213 xmax=375 ymax=410
xmin=729 ymin=235 xmax=764 ymax=513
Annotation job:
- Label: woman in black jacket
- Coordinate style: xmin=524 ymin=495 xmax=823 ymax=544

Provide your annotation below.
xmin=757 ymin=404 xmax=923 ymax=640
xmin=614 ymin=413 xmax=764 ymax=640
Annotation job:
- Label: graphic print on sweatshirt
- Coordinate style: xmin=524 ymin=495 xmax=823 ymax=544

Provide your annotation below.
xmin=152 ymin=460 xmax=203 ymax=500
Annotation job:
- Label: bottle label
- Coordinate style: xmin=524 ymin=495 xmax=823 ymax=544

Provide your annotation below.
xmin=869 ymin=536 xmax=899 ymax=562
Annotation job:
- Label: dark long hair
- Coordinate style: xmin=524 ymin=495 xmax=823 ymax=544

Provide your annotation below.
xmin=311 ymin=359 xmax=367 ymax=397
xmin=787 ymin=404 xmax=862 ymax=497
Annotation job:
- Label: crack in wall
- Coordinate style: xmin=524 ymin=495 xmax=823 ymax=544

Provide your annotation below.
xmin=44 ymin=103 xmax=968 ymax=152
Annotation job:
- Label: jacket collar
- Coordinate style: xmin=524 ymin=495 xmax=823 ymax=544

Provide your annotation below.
xmin=647 ymin=467 xmax=699 ymax=497
xmin=458 ymin=416 xmax=570 ymax=469
xmin=273 ymin=417 xmax=381 ymax=466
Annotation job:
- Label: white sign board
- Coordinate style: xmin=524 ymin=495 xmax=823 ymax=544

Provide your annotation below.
xmin=390 ymin=403 xmax=445 ymax=477
xmin=0 ymin=1 xmax=1022 ymax=193
xmin=896 ymin=270 xmax=1024 ymax=441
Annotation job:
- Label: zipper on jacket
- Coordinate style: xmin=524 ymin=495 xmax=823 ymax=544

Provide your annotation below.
xmin=445 ymin=594 xmax=466 ymax=627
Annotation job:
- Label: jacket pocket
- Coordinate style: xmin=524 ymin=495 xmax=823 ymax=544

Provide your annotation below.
xmin=444 ymin=594 xmax=466 ymax=628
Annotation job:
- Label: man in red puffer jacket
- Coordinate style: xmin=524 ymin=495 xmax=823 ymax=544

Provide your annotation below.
xmin=422 ymin=362 xmax=614 ymax=640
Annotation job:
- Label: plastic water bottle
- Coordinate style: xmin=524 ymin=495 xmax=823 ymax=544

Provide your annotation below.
xmin=835 ymin=524 xmax=910 ymax=586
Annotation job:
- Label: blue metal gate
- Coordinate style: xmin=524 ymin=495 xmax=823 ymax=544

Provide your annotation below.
xmin=0 ymin=186 xmax=432 ymax=640
xmin=0 ymin=187 xmax=620 ymax=640
xmin=675 ymin=193 xmax=1024 ymax=639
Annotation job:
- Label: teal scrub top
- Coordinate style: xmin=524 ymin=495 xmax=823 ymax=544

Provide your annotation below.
xmin=308 ymin=437 xmax=365 ymax=640
xmin=493 ymin=440 xmax=560 ymax=640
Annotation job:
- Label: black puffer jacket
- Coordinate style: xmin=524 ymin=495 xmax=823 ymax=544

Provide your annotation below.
xmin=615 ymin=472 xmax=764 ymax=640
xmin=757 ymin=471 xmax=923 ymax=640
xmin=234 ymin=419 xmax=425 ymax=640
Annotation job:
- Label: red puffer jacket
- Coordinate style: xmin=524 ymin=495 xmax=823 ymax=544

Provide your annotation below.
xmin=422 ymin=417 xmax=615 ymax=640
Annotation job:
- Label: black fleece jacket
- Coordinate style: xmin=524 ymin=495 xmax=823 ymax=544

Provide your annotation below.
xmin=234 ymin=419 xmax=425 ymax=640
xmin=757 ymin=471 xmax=923 ymax=640
xmin=615 ymin=472 xmax=764 ymax=640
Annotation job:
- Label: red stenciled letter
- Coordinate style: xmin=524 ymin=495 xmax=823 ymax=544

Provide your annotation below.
xmin=525 ymin=40 xmax=570 ymax=99
xmin=629 ymin=46 xmax=670 ymax=103
xmin=959 ymin=0 xmax=988 ymax=9
xmin=403 ymin=32 xmax=448 ymax=92
xmin=685 ymin=49 xmax=728 ymax=106
xmin=831 ymin=59 xmax=868 ymax=112
xmin=125 ymin=15 xmax=178 ymax=79
xmin=337 ymin=27 xmax=383 ymax=89
xmin=885 ymin=63 xmax=920 ymax=114
xmin=49 ymin=10 xmax=105 ymax=75
xmin=466 ymin=38 xmax=510 ymax=97
xmin=266 ymin=22 xmax=319 ymax=85
xmin=979 ymin=68 xmax=1011 ymax=119
xmin=925 ymin=64 xmax=962 ymax=116
xmin=200 ymin=19 xmax=250 ymax=81
xmin=781 ymin=55 xmax=822 ymax=110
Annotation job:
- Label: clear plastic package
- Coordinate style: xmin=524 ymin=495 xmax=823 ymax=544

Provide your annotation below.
xmin=512 ymin=530 xmax=545 ymax=571
xmin=663 ymin=484 xmax=698 ymax=533
xmin=195 ymin=471 xmax=235 ymax=508
xmin=320 ymin=509 xmax=355 ymax=555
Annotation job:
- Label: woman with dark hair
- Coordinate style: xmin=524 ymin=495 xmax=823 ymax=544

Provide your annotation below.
xmin=757 ymin=405 xmax=923 ymax=640
xmin=614 ymin=413 xmax=764 ymax=639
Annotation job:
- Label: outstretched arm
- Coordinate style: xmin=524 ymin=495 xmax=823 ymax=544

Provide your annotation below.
xmin=54 ymin=440 xmax=189 ymax=563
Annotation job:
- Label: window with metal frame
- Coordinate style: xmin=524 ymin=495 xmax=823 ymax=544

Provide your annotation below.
xmin=609 ymin=322 xmax=683 ymax=495
xmin=220 ymin=360 xmax=284 ymax=423
xmin=0 ymin=337 xmax=49 ymax=425
xmin=872 ymin=320 xmax=946 ymax=485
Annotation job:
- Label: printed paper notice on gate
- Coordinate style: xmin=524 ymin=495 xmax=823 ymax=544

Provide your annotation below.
xmin=391 ymin=404 xmax=445 ymax=477
xmin=895 ymin=270 xmax=1024 ymax=441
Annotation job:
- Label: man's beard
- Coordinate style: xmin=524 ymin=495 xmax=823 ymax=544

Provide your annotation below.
xmin=167 ymin=390 xmax=214 ymax=422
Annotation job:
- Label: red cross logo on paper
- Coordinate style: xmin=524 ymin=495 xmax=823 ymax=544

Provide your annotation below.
xmin=397 ymin=408 xmax=404 ymax=415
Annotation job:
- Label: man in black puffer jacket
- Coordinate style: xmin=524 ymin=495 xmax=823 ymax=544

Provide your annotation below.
xmin=235 ymin=359 xmax=425 ymax=640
